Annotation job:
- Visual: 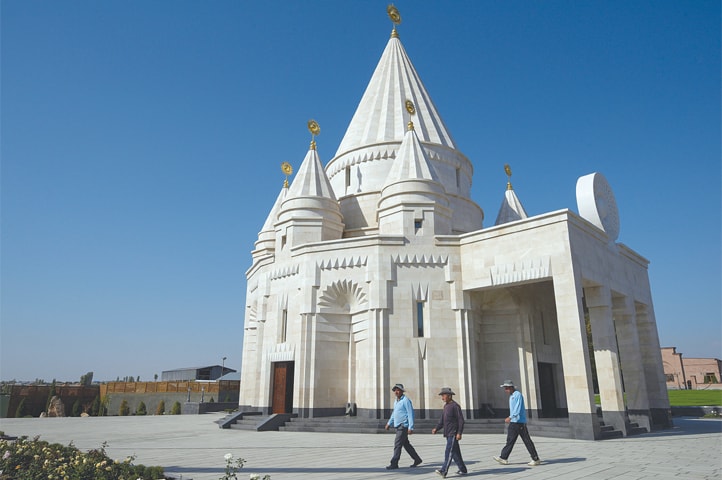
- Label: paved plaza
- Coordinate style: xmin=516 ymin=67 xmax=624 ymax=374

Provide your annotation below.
xmin=1 ymin=414 xmax=720 ymax=480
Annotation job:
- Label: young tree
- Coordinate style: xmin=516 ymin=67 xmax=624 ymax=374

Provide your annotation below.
xmin=15 ymin=398 xmax=26 ymax=418
xmin=91 ymin=395 xmax=100 ymax=416
xmin=136 ymin=401 xmax=147 ymax=416
xmin=72 ymin=399 xmax=82 ymax=417
xmin=119 ymin=399 xmax=130 ymax=416
xmin=171 ymin=401 xmax=181 ymax=415
xmin=155 ymin=400 xmax=166 ymax=415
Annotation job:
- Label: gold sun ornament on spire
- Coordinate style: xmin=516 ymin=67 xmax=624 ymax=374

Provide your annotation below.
xmin=307 ymin=119 xmax=320 ymax=150
xmin=281 ymin=162 xmax=293 ymax=188
xmin=504 ymin=164 xmax=513 ymax=190
xmin=387 ymin=4 xmax=401 ymax=37
xmin=405 ymin=99 xmax=416 ymax=131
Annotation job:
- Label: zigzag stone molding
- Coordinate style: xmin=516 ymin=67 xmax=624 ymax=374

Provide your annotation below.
xmin=267 ymin=343 xmax=295 ymax=362
xmin=393 ymin=254 xmax=448 ymax=266
xmin=318 ymin=256 xmax=368 ymax=270
xmin=490 ymin=257 xmax=551 ymax=286
xmin=270 ymin=264 xmax=300 ymax=280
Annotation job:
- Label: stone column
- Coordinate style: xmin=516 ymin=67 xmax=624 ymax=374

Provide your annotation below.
xmin=553 ymin=266 xmax=600 ymax=440
xmin=635 ymin=303 xmax=673 ymax=429
xmin=613 ymin=295 xmax=651 ymax=431
xmin=456 ymin=307 xmax=474 ymax=417
xmin=297 ymin=312 xmax=314 ymax=418
xmin=585 ymin=286 xmax=627 ymax=435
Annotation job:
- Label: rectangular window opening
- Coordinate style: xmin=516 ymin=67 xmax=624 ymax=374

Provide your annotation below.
xmin=280 ymin=309 xmax=288 ymax=343
xmin=414 ymin=219 xmax=422 ymax=233
xmin=416 ymin=301 xmax=425 ymax=337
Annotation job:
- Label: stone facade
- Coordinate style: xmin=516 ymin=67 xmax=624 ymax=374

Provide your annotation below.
xmin=239 ymin=17 xmax=672 ymax=440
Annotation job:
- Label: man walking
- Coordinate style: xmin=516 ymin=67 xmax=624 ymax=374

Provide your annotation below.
xmin=432 ymin=387 xmax=467 ymax=477
xmin=385 ymin=383 xmax=423 ymax=469
xmin=493 ymin=380 xmax=541 ymax=466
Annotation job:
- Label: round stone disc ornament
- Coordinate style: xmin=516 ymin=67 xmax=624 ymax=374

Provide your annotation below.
xmin=575 ymin=172 xmax=620 ymax=241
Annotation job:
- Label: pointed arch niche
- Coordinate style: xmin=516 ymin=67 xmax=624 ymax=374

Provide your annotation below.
xmin=314 ymin=279 xmax=370 ymax=415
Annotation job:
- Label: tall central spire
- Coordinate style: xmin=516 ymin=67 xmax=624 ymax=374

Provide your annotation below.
xmin=332 ymin=18 xmax=455 ymax=159
xmin=325 ymin=6 xmax=483 ymax=236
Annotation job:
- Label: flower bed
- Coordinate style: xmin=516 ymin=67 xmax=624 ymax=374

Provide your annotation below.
xmin=0 ymin=436 xmax=166 ymax=479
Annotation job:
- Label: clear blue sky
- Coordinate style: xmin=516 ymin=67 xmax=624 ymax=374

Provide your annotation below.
xmin=2 ymin=1 xmax=720 ymax=383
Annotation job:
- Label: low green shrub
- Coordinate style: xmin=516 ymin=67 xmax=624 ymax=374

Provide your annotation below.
xmin=155 ymin=399 xmax=166 ymax=415
xmin=119 ymin=400 xmax=130 ymax=416
xmin=0 ymin=436 xmax=167 ymax=479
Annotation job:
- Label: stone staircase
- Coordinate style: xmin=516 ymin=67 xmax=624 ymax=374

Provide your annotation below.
xmin=598 ymin=420 xmax=649 ymax=439
xmin=219 ymin=412 xmax=648 ymax=440
xmin=279 ymin=416 xmax=572 ymax=438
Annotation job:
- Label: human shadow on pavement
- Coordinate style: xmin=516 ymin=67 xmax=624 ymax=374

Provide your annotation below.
xmin=535 ymin=457 xmax=586 ymax=464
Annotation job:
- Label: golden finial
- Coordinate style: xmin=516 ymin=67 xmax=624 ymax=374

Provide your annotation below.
xmin=387 ymin=4 xmax=401 ymax=38
xmin=504 ymin=164 xmax=513 ymax=190
xmin=406 ymin=99 xmax=416 ymax=131
xmin=307 ymin=119 xmax=320 ymax=150
xmin=405 ymin=99 xmax=416 ymax=115
xmin=281 ymin=162 xmax=293 ymax=188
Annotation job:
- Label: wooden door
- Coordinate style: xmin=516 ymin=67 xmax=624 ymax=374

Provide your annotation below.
xmin=271 ymin=362 xmax=294 ymax=414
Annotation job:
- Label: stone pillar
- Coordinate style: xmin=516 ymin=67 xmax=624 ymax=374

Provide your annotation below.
xmin=553 ymin=267 xmax=600 ymax=440
xmin=635 ymin=302 xmax=673 ymax=429
xmin=297 ymin=312 xmax=314 ymax=418
xmin=456 ymin=308 xmax=474 ymax=417
xmin=613 ymin=295 xmax=651 ymax=431
xmin=585 ymin=286 xmax=627 ymax=435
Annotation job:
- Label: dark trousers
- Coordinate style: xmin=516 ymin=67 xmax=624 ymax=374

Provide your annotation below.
xmin=500 ymin=422 xmax=539 ymax=460
xmin=441 ymin=435 xmax=466 ymax=474
xmin=390 ymin=426 xmax=421 ymax=466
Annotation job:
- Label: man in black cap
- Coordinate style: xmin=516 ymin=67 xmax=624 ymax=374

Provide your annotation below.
xmin=493 ymin=380 xmax=541 ymax=466
xmin=384 ymin=383 xmax=423 ymax=469
xmin=432 ymin=387 xmax=467 ymax=477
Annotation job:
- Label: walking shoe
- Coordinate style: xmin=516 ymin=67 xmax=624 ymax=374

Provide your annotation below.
xmin=528 ymin=459 xmax=541 ymax=466
xmin=409 ymin=459 xmax=423 ymax=467
xmin=456 ymin=470 xmax=468 ymax=475
xmin=493 ymin=456 xmax=509 ymax=465
xmin=385 ymin=464 xmax=399 ymax=470
xmin=435 ymin=469 xmax=447 ymax=478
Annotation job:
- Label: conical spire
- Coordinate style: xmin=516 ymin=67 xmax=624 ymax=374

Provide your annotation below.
xmin=382 ymin=120 xmax=443 ymax=189
xmin=277 ymin=127 xmax=344 ymax=245
xmin=333 ymin=34 xmax=455 ymax=159
xmin=378 ymin=119 xmax=451 ymax=236
xmin=325 ymin=9 xmax=483 ymax=235
xmin=285 ymin=145 xmax=337 ymax=202
xmin=494 ymin=165 xmax=528 ymax=225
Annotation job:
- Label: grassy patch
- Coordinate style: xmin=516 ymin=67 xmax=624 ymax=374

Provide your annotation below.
xmin=594 ymin=390 xmax=722 ymax=406
xmin=668 ymin=389 xmax=722 ymax=406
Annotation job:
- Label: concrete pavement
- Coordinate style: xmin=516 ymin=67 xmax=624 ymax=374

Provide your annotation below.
xmin=1 ymin=414 xmax=720 ymax=480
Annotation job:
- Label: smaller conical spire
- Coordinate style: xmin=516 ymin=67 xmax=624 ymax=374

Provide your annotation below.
xmin=495 ymin=164 xmax=528 ymax=225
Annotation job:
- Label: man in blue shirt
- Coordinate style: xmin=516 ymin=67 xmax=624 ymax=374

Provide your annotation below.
xmin=385 ymin=383 xmax=423 ymax=469
xmin=493 ymin=380 xmax=541 ymax=466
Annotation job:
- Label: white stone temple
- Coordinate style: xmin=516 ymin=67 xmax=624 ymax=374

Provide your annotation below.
xmin=239 ymin=9 xmax=671 ymax=440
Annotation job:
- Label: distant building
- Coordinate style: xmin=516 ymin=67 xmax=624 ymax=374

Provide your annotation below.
xmin=161 ymin=365 xmax=236 ymax=382
xmin=661 ymin=347 xmax=722 ymax=390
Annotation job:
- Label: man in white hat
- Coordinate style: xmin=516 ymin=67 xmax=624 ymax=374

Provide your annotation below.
xmin=431 ymin=387 xmax=467 ymax=477
xmin=493 ymin=380 xmax=541 ymax=466
xmin=384 ymin=383 xmax=423 ymax=469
